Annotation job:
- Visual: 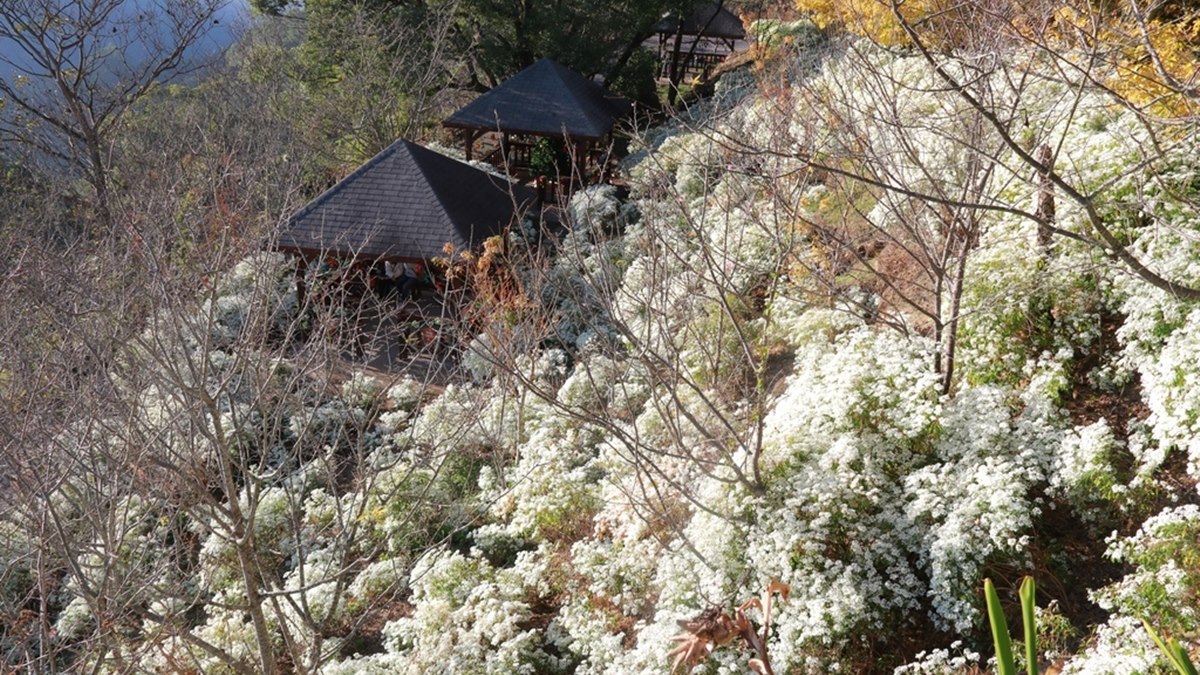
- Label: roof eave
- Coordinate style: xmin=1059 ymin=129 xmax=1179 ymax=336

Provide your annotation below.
xmin=441 ymin=119 xmax=610 ymax=142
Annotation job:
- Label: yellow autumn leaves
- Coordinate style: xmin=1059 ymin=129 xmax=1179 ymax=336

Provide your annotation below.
xmin=794 ymin=0 xmax=1200 ymax=117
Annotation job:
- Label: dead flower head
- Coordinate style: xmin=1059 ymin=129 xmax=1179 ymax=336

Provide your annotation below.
xmin=668 ymin=580 xmax=791 ymax=675
xmin=669 ymin=606 xmax=739 ymax=674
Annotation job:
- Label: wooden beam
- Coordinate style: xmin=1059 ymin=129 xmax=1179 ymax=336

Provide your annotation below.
xmin=572 ymin=140 xmax=589 ymax=186
xmin=294 ymin=255 xmax=308 ymax=307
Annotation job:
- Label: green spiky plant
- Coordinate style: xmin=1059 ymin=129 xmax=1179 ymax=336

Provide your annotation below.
xmin=985 ymin=576 xmax=1198 ymax=674
xmin=984 ymin=576 xmax=1037 ymax=675
xmin=1143 ymin=620 xmax=1199 ymax=675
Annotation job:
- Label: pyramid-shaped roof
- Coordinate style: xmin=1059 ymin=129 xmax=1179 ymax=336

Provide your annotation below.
xmin=655 ymin=3 xmax=746 ymax=40
xmin=277 ymin=139 xmax=536 ymax=261
xmin=443 ymin=58 xmax=630 ymax=141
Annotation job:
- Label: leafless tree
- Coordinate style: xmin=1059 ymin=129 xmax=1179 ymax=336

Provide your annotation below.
xmin=657 ymin=0 xmax=1200 ymax=397
xmin=773 ymin=37 xmax=1009 ymax=395
xmin=888 ymin=0 xmax=1200 ymax=301
xmin=0 ymin=0 xmax=228 ymax=230
xmin=453 ymin=129 xmax=805 ymax=560
xmin=0 ymin=215 xmax=479 ymax=674
xmin=0 ymin=51 xmax=480 ymax=673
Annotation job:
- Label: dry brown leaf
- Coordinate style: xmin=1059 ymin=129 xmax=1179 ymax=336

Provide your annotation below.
xmin=669 ymin=633 xmax=712 ymax=674
xmin=669 ymin=607 xmax=741 ymax=673
xmin=667 ymin=582 xmax=790 ymax=675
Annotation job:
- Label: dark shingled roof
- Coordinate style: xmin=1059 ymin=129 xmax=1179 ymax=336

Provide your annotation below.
xmin=655 ymin=3 xmax=746 ymax=39
xmin=277 ymin=139 xmax=536 ymax=261
xmin=443 ymin=58 xmax=630 ymax=141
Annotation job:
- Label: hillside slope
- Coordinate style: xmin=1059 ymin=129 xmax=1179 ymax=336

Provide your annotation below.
xmin=5 ymin=28 xmax=1200 ymax=675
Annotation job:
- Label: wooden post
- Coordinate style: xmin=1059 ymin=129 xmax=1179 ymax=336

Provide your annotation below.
xmin=658 ymin=31 xmax=670 ymax=76
xmin=668 ymin=28 xmax=685 ymax=106
xmin=574 ymin=140 xmax=589 ymax=186
xmin=295 ymin=255 xmax=308 ymax=307
xmin=464 ymin=129 xmax=480 ymax=162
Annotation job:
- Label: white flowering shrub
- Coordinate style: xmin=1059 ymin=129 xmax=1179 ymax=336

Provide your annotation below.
xmin=1048 ymin=420 xmax=1130 ymax=518
xmin=288 ymin=399 xmax=366 ymax=452
xmin=522 ymin=208 xmax=632 ymax=355
xmin=29 ymin=25 xmax=1200 ymax=675
xmin=363 ymin=547 xmax=568 ymax=674
xmin=1096 ymin=505 xmax=1200 ymax=628
xmin=341 ymin=371 xmax=384 ymax=409
xmin=893 ymin=641 xmax=982 ymax=674
xmin=1120 ymin=305 xmax=1200 ymax=482
xmin=902 ymin=380 xmax=1057 ymax=632
xmin=481 ymin=426 xmax=602 ymax=541
xmin=205 ymin=253 xmax=299 ymax=346
xmin=386 ymin=375 xmax=425 ymax=411
xmin=346 ymin=555 xmax=409 ymax=613
xmin=1061 ymin=506 xmax=1200 ymax=673
xmin=567 ymin=184 xmax=636 ymax=237
xmin=761 ymin=325 xmax=941 ymax=465
xmin=1059 ymin=614 xmax=1160 ymax=675
xmin=556 ymin=354 xmax=650 ymax=422
xmin=407 ymin=383 xmax=492 ymax=453
xmin=650 ymin=132 xmax=723 ymax=202
xmin=462 ymin=333 xmax=499 ymax=383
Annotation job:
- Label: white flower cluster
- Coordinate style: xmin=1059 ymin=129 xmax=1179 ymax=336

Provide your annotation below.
xmin=341 ymin=371 xmax=384 ymax=409
xmin=478 ymin=425 xmax=602 ymax=541
xmin=1048 ymin=420 xmax=1126 ymax=516
xmin=893 ymin=641 xmax=981 ymax=674
xmin=1119 ymin=302 xmax=1200 ymax=482
xmin=336 ymin=546 xmax=561 ymax=674
xmin=1062 ymin=505 xmax=1200 ymax=672
xmin=378 ymin=375 xmax=427 ymax=432
xmin=567 ymin=184 xmax=637 ymax=237
xmin=205 ymin=252 xmax=299 ymax=346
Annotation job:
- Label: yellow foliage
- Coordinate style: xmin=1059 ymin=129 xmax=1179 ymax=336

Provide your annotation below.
xmin=1054 ymin=4 xmax=1200 ymax=117
xmin=796 ymin=0 xmax=935 ymax=46
xmin=794 ymin=0 xmax=989 ymax=47
xmin=797 ymin=0 xmax=1200 ymax=118
xmin=1111 ymin=19 xmax=1200 ymax=117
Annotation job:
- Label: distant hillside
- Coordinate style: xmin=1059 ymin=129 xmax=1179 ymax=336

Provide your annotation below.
xmin=0 ymin=0 xmax=248 ymax=80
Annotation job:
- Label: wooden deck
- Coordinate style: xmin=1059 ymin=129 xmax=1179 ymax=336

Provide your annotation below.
xmin=296 ymin=287 xmax=470 ymax=394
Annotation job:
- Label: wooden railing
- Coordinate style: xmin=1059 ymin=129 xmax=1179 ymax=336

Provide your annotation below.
xmin=661 ymin=50 xmax=728 ymax=81
xmin=504 ymin=138 xmax=534 ymax=170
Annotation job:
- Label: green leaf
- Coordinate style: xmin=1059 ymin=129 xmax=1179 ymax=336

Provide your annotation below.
xmin=1170 ymin=643 xmax=1200 ymax=675
xmin=1143 ymin=619 xmax=1199 ymax=675
xmin=1020 ymin=576 xmax=1037 ymax=675
xmin=986 ymin=578 xmax=1016 ymax=675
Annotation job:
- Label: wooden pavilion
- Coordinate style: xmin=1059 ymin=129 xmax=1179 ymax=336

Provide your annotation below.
xmin=277 ymin=138 xmax=536 ymax=271
xmin=442 ymin=58 xmax=630 ymax=184
xmin=655 ymin=2 xmax=747 ymax=82
xmin=275 ymin=139 xmax=539 ymax=360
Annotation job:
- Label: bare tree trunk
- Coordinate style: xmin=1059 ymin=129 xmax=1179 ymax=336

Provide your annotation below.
xmin=1034 ymin=143 xmax=1055 ymax=252
xmin=667 ymin=28 xmax=686 ymax=107
xmin=941 ymin=247 xmax=969 ymax=396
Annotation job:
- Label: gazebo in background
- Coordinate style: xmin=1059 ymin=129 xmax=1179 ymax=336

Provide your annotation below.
xmin=442 ymin=58 xmax=630 ymax=186
xmin=655 ymin=2 xmax=746 ymax=82
xmin=276 ymin=138 xmax=536 ymax=296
